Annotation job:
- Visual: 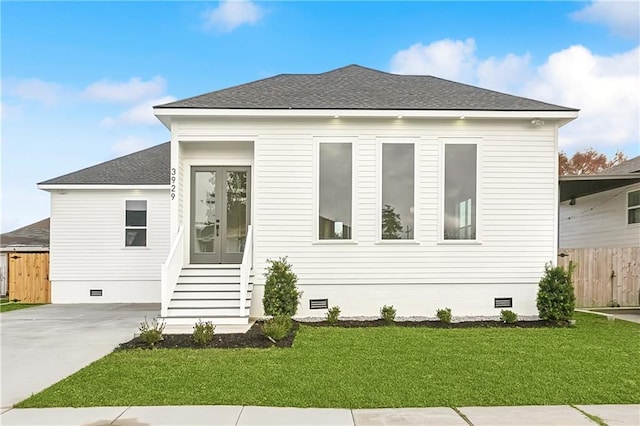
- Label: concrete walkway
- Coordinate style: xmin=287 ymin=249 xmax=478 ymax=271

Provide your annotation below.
xmin=0 ymin=404 xmax=638 ymax=425
xmin=0 ymin=303 xmax=159 ymax=409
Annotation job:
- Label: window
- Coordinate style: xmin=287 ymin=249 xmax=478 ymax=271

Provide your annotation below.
xmin=319 ymin=143 xmax=352 ymax=240
xmin=628 ymin=190 xmax=640 ymax=224
xmin=381 ymin=143 xmax=414 ymax=240
xmin=125 ymin=200 xmax=147 ymax=247
xmin=444 ymin=143 xmax=477 ymax=240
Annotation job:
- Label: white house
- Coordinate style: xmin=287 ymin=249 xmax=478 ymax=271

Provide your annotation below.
xmin=39 ymin=65 xmax=578 ymax=326
xmin=559 ymin=156 xmax=640 ymax=248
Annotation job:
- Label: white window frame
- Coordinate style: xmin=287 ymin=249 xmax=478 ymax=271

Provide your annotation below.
xmin=376 ymin=137 xmax=419 ymax=244
xmin=627 ymin=189 xmax=640 ymax=226
xmin=124 ymin=199 xmax=148 ymax=248
xmin=313 ymin=137 xmax=357 ymax=244
xmin=438 ymin=137 xmax=482 ymax=245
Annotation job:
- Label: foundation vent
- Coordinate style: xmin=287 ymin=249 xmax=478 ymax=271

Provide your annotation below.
xmin=494 ymin=297 xmax=513 ymax=308
xmin=90 ymin=289 xmax=103 ymax=297
xmin=309 ymin=299 xmax=329 ymax=309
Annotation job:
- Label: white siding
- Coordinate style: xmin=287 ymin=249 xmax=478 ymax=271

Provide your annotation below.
xmin=560 ymin=182 xmax=640 ymax=248
xmin=50 ymin=188 xmax=170 ymax=303
xmin=172 ymin=116 xmax=560 ymax=317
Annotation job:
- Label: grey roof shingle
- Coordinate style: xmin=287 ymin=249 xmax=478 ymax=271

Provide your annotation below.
xmin=39 ymin=142 xmax=170 ymax=185
xmin=598 ymin=155 xmax=640 ymax=175
xmin=157 ymin=65 xmax=577 ymax=111
xmin=1 ymin=218 xmax=50 ymax=249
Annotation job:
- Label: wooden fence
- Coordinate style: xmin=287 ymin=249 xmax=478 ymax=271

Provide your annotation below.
xmin=558 ymin=248 xmax=639 ymax=308
xmin=8 ymin=252 xmax=50 ymax=304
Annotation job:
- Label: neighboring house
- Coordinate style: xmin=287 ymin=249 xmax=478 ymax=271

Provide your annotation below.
xmin=0 ymin=218 xmax=50 ymax=301
xmin=39 ymin=65 xmax=578 ymax=325
xmin=559 ymin=156 xmax=640 ymax=248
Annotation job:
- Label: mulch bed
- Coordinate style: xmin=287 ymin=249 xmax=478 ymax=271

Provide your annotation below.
xmin=115 ymin=319 xmax=570 ymax=351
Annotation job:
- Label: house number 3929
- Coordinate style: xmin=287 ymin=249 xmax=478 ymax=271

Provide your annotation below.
xmin=170 ymin=168 xmax=177 ymax=200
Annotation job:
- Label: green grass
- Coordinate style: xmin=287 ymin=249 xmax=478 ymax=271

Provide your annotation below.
xmin=18 ymin=312 xmax=640 ymax=408
xmin=0 ymin=303 xmax=43 ymax=313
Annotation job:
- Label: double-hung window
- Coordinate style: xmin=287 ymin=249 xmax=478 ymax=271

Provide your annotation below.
xmin=628 ymin=190 xmax=640 ymax=225
xmin=318 ymin=142 xmax=352 ymax=240
xmin=125 ymin=200 xmax=147 ymax=247
xmin=443 ymin=141 xmax=478 ymax=241
xmin=381 ymin=142 xmax=415 ymax=240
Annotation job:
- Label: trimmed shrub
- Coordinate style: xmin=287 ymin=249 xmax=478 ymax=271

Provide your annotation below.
xmin=139 ymin=317 xmax=165 ymax=348
xmin=262 ymin=257 xmax=302 ymax=317
xmin=536 ymin=262 xmax=576 ymax=321
xmin=500 ymin=309 xmax=518 ymax=324
xmin=326 ymin=306 xmax=341 ymax=325
xmin=436 ymin=308 xmax=452 ymax=324
xmin=380 ymin=305 xmax=396 ymax=324
xmin=262 ymin=315 xmax=293 ymax=341
xmin=192 ymin=319 xmax=215 ymax=346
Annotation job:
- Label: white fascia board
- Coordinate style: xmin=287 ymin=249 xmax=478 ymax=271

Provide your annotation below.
xmin=1 ymin=247 xmax=49 ymax=253
xmin=154 ymin=107 xmax=578 ymax=121
xmin=37 ymin=184 xmax=170 ymax=191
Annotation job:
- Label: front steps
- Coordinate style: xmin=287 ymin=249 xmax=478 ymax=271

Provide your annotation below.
xmin=163 ymin=264 xmax=253 ymax=331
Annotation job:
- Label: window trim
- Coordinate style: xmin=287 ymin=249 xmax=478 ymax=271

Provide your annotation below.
xmin=313 ymin=137 xmax=357 ymax=243
xmin=376 ymin=137 xmax=419 ymax=244
xmin=627 ymin=188 xmax=640 ymax=226
xmin=438 ymin=137 xmax=482 ymax=245
xmin=124 ymin=199 xmax=148 ymax=248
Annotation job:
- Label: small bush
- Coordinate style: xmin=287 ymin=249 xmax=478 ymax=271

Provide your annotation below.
xmin=262 ymin=315 xmax=293 ymax=341
xmin=500 ymin=309 xmax=518 ymax=324
xmin=436 ymin=308 xmax=452 ymax=324
xmin=326 ymin=306 xmax=341 ymax=325
xmin=192 ymin=320 xmax=215 ymax=346
xmin=263 ymin=257 xmax=303 ymax=317
xmin=536 ymin=262 xmax=576 ymax=321
xmin=380 ymin=305 xmax=396 ymax=323
xmin=139 ymin=317 xmax=165 ymax=347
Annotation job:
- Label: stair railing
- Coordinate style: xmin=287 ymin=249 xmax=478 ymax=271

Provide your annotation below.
xmin=160 ymin=225 xmax=184 ymax=317
xmin=239 ymin=225 xmax=253 ymax=317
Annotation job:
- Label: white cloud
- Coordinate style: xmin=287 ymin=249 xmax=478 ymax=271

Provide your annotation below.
xmin=102 ymin=96 xmax=176 ymax=126
xmin=202 ymin=0 xmax=262 ymax=32
xmin=5 ymin=78 xmax=64 ymax=106
xmin=112 ymin=136 xmax=154 ymax=156
xmin=83 ymin=76 xmax=167 ymax=104
xmin=389 ymin=39 xmax=639 ymax=153
xmin=390 ymin=38 xmax=477 ymax=82
xmin=523 ymin=45 xmax=639 ymax=150
xmin=571 ymin=0 xmax=640 ymax=39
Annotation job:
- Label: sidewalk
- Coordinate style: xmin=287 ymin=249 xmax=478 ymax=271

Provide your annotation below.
xmin=1 ymin=404 xmax=638 ymax=425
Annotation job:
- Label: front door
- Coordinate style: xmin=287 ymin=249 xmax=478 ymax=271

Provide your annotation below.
xmin=190 ymin=166 xmax=250 ymax=264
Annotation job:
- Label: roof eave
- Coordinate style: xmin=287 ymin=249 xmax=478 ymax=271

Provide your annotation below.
xmin=153 ymin=107 xmax=578 ymax=124
xmin=38 ymin=184 xmax=170 ymax=191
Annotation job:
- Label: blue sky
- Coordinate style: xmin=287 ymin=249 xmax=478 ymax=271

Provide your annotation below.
xmin=2 ymin=1 xmax=639 ymax=232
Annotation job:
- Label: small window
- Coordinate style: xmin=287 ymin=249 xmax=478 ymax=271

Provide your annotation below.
xmin=628 ymin=190 xmax=640 ymax=224
xmin=125 ymin=200 xmax=147 ymax=247
xmin=318 ymin=143 xmax=352 ymax=240
xmin=444 ymin=143 xmax=477 ymax=240
xmin=381 ymin=143 xmax=414 ymax=240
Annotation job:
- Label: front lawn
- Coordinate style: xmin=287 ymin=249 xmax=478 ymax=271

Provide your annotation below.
xmin=0 ymin=303 xmax=43 ymax=313
xmin=18 ymin=312 xmax=640 ymax=408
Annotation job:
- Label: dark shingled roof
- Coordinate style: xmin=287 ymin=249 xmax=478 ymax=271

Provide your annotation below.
xmin=1 ymin=218 xmax=50 ymax=249
xmin=598 ymin=155 xmax=640 ymax=175
xmin=39 ymin=142 xmax=170 ymax=185
xmin=157 ymin=65 xmax=577 ymax=112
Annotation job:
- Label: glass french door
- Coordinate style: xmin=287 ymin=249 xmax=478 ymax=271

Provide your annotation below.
xmin=190 ymin=166 xmax=250 ymax=264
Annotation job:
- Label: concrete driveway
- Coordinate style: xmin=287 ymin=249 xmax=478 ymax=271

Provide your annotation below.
xmin=0 ymin=304 xmax=159 ymax=409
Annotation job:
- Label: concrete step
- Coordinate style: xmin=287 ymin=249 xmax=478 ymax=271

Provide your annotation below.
xmin=169 ymin=299 xmax=251 ymax=309
xmin=171 ymin=290 xmax=252 ymax=300
xmin=167 ymin=307 xmax=250 ymax=317
xmin=174 ymin=283 xmax=246 ymax=292
xmin=163 ymin=321 xmax=255 ymax=334
xmin=163 ymin=315 xmax=251 ymax=326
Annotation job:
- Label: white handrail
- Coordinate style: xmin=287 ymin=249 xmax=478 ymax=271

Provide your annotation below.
xmin=160 ymin=225 xmax=184 ymax=318
xmin=239 ymin=225 xmax=253 ymax=317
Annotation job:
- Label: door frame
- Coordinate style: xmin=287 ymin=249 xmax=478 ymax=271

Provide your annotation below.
xmin=189 ymin=166 xmax=251 ymax=264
